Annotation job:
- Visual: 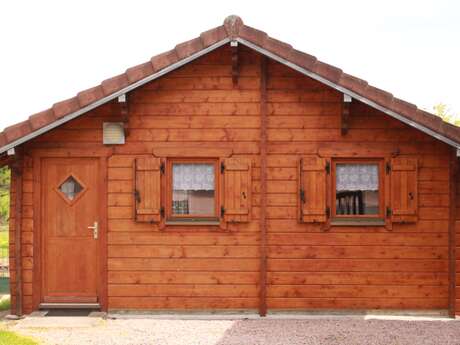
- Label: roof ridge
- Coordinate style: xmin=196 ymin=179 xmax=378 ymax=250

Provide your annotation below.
xmin=0 ymin=15 xmax=458 ymax=152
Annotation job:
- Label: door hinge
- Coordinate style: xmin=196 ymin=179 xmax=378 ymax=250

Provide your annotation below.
xmin=325 ymin=161 xmax=330 ymax=174
xmin=160 ymin=162 xmax=165 ymax=174
xmin=299 ymin=188 xmax=305 ymax=203
xmin=134 ymin=189 xmax=141 ymax=203
xmin=221 ymin=206 xmax=225 ymax=217
xmin=160 ymin=206 xmax=165 ymax=218
xmin=386 ymin=162 xmax=391 ymax=174
xmin=386 ymin=207 xmax=392 ymax=218
xmin=221 ymin=161 xmax=225 ymax=174
xmin=326 ymin=207 xmax=330 ymax=218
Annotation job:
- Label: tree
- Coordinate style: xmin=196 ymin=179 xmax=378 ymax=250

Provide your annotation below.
xmin=0 ymin=167 xmax=10 ymax=225
xmin=433 ymin=103 xmax=460 ymax=126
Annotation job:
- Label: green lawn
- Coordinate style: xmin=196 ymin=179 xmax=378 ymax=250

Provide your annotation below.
xmin=0 ymin=226 xmax=8 ymax=261
xmin=0 ymin=330 xmax=38 ymax=345
xmin=0 ymin=296 xmax=9 ymax=311
xmin=0 ymin=224 xmax=9 ymax=295
xmin=0 ymin=227 xmax=7 ymax=245
xmin=0 ymin=226 xmax=7 ymax=250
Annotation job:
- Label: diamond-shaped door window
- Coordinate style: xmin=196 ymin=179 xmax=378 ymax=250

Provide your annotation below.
xmin=58 ymin=176 xmax=84 ymax=201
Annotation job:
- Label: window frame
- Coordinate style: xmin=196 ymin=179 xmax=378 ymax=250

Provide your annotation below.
xmin=331 ymin=158 xmax=385 ymax=220
xmin=165 ymin=158 xmax=220 ymax=221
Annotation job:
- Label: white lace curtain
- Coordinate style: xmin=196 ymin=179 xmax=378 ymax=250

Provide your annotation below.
xmin=173 ymin=164 xmax=215 ymax=191
xmin=336 ymin=164 xmax=379 ymax=191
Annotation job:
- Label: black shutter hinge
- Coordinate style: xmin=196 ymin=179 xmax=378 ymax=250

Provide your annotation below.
xmin=221 ymin=162 xmax=225 ymax=174
xmin=386 ymin=162 xmax=391 ymax=174
xmin=160 ymin=162 xmax=165 ymax=174
xmin=160 ymin=206 xmax=165 ymax=218
xmin=326 ymin=206 xmax=330 ymax=218
xmin=325 ymin=161 xmax=330 ymax=174
xmin=221 ymin=206 xmax=225 ymax=217
xmin=134 ymin=189 xmax=141 ymax=203
xmin=299 ymin=188 xmax=305 ymax=203
xmin=386 ymin=207 xmax=392 ymax=218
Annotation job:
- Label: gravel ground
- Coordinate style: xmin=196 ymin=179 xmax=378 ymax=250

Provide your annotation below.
xmin=6 ymin=317 xmax=460 ymax=345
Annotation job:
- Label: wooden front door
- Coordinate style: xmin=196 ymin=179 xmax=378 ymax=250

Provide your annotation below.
xmin=41 ymin=158 xmax=100 ymax=304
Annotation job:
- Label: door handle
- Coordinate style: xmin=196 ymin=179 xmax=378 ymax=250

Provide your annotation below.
xmin=88 ymin=222 xmax=98 ymax=239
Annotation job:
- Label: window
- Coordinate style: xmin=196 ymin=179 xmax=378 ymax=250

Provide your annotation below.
xmin=167 ymin=159 xmax=218 ymax=221
xmin=332 ymin=160 xmax=383 ymax=219
xmin=57 ymin=175 xmax=85 ymax=204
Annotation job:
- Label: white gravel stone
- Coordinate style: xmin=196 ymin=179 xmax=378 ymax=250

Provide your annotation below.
xmin=6 ymin=317 xmax=460 ymax=345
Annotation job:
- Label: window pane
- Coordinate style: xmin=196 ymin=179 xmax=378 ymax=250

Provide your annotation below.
xmin=336 ymin=164 xmax=379 ymax=215
xmin=172 ymin=163 xmax=215 ymax=216
xmin=59 ymin=176 xmax=83 ymax=201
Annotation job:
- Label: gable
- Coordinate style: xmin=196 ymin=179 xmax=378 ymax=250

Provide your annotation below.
xmin=1 ymin=15 xmax=459 ymax=154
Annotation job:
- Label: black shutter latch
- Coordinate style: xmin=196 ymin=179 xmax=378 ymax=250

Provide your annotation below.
xmin=134 ymin=189 xmax=141 ymax=203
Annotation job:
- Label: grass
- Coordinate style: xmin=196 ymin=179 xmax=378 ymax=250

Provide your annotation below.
xmin=0 ymin=225 xmax=8 ymax=261
xmin=0 ymin=226 xmax=7 ymax=250
xmin=0 ymin=296 xmax=9 ymax=311
xmin=0 ymin=224 xmax=9 ymax=295
xmin=0 ymin=330 xmax=38 ymax=345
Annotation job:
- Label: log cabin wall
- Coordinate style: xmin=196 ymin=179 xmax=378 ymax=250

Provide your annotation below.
xmin=9 ymin=156 xmax=34 ymax=313
xmin=265 ymin=59 xmax=451 ymax=311
xmin=18 ymin=45 xmax=262 ymax=313
xmin=7 ymin=44 xmax=455 ymax=314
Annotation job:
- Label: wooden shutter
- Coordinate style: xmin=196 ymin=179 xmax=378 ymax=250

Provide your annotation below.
xmin=390 ymin=157 xmax=418 ymax=223
xmin=134 ymin=157 xmax=162 ymax=223
xmin=221 ymin=158 xmax=251 ymax=223
xmin=299 ymin=156 xmax=328 ymax=223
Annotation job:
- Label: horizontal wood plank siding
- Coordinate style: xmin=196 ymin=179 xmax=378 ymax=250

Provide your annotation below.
xmin=104 ymin=46 xmax=261 ymax=310
xmin=265 ymin=59 xmax=450 ymax=312
xmin=17 ymin=44 xmax=453 ymax=314
xmin=9 ymin=157 xmax=34 ymax=314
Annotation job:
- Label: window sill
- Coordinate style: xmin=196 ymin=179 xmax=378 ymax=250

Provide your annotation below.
xmin=166 ymin=219 xmax=220 ymax=226
xmin=331 ymin=218 xmax=385 ymax=227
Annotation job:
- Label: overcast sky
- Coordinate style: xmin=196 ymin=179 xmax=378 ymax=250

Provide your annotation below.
xmin=0 ymin=0 xmax=459 ymax=131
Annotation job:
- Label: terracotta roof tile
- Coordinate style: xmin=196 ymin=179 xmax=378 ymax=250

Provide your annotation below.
xmin=175 ymin=37 xmax=204 ymax=60
xmin=264 ymin=37 xmax=293 ymax=60
xmin=77 ymin=86 xmax=105 ymax=107
xmin=288 ymin=49 xmax=317 ymax=70
xmin=224 ymin=15 xmax=244 ymax=38
xmin=150 ymin=49 xmax=179 ymax=72
xmin=126 ymin=61 xmax=154 ymax=83
xmin=52 ymin=97 xmax=80 ymax=118
xmin=200 ymin=26 xmax=228 ymax=47
xmin=4 ymin=120 xmax=31 ymax=143
xmin=442 ymin=122 xmax=460 ymax=141
xmin=29 ymin=109 xmax=56 ymax=130
xmin=239 ymin=25 xmax=268 ymax=46
xmin=391 ymin=98 xmax=418 ymax=117
xmin=2 ymin=14 xmax=460 ymax=151
xmin=101 ymin=73 xmax=130 ymax=96
xmin=338 ymin=73 xmax=369 ymax=95
xmin=312 ymin=61 xmax=343 ymax=83
xmin=365 ymin=86 xmax=394 ymax=108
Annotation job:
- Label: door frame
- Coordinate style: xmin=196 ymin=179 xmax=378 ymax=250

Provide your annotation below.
xmin=32 ymin=148 xmax=110 ymax=311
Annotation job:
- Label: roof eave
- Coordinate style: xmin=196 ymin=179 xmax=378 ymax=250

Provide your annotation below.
xmin=1 ymin=34 xmax=459 ymax=153
xmin=0 ymin=37 xmax=231 ymax=155
xmin=237 ymin=38 xmax=460 ymax=150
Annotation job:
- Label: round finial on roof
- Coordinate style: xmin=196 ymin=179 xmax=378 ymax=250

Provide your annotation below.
xmin=224 ymin=15 xmax=244 ymax=37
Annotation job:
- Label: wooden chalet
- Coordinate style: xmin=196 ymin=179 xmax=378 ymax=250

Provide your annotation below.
xmin=1 ymin=15 xmax=459 ymax=317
